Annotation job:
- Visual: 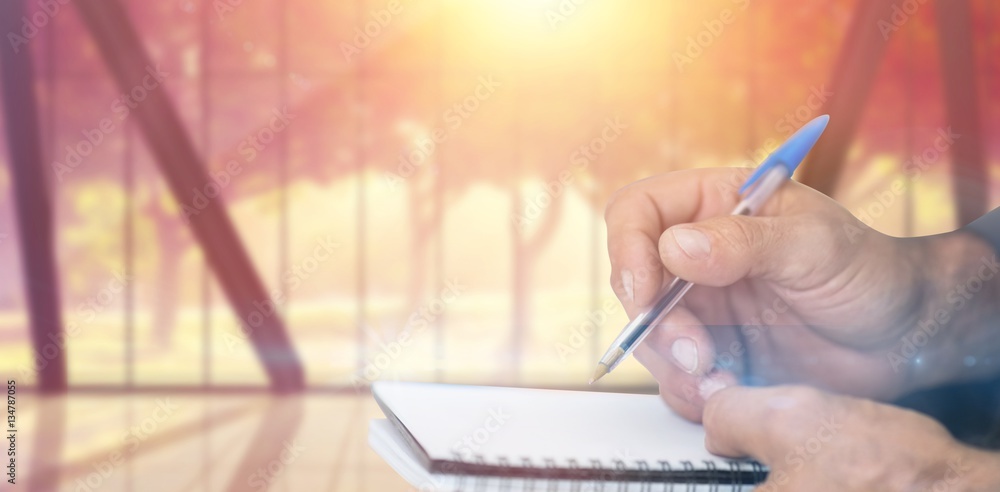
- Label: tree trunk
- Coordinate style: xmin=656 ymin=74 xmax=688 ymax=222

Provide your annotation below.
xmin=510 ymin=184 xmax=565 ymax=382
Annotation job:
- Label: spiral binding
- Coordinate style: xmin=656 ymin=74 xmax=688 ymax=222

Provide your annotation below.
xmin=440 ymin=452 xmax=766 ymax=491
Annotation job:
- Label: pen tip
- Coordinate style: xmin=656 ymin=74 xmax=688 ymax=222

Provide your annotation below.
xmin=589 ymin=364 xmax=609 ymax=385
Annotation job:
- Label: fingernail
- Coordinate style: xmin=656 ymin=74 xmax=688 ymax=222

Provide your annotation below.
xmin=670 ymin=228 xmax=711 ymax=260
xmin=621 ymin=270 xmax=634 ymax=303
xmin=699 ymin=374 xmax=731 ymax=400
xmin=670 ymin=337 xmax=699 ymax=374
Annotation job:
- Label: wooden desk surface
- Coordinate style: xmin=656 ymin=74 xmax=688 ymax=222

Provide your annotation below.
xmin=3 ymin=393 xmax=413 ymax=492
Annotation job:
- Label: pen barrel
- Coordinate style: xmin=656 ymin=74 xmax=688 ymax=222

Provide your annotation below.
xmin=598 ymin=166 xmax=791 ymax=374
xmin=605 ymin=276 xmax=694 ymax=370
xmin=733 ymin=166 xmax=789 ymax=216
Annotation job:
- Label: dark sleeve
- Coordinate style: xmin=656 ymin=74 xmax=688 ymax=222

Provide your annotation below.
xmin=896 ymin=379 xmax=1000 ymax=449
xmin=965 ymin=206 xmax=1000 ymax=254
xmin=894 ymin=208 xmax=1000 ymax=449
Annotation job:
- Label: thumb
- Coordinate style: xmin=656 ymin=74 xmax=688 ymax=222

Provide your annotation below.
xmin=702 ymin=386 xmax=837 ymax=463
xmin=658 ymin=215 xmax=825 ymax=287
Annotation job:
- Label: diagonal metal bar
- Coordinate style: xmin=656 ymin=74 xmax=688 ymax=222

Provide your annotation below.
xmin=74 ymin=0 xmax=303 ymax=391
xmin=0 ymin=0 xmax=68 ymax=393
xmin=797 ymin=0 xmax=896 ymax=195
xmin=934 ymin=0 xmax=987 ymax=226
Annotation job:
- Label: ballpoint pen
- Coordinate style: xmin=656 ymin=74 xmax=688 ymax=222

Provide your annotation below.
xmin=589 ymin=114 xmax=831 ymax=384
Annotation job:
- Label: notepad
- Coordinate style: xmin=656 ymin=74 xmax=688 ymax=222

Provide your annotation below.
xmin=369 ymin=382 xmax=765 ymax=491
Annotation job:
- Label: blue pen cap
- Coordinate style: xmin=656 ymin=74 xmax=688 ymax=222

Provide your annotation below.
xmin=739 ymin=114 xmax=830 ymax=194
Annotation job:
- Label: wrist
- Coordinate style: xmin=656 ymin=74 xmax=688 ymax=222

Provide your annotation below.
xmin=951 ymin=447 xmax=1000 ymax=491
xmin=901 ymin=231 xmax=1000 ymax=391
xmin=880 ymin=234 xmax=936 ymax=396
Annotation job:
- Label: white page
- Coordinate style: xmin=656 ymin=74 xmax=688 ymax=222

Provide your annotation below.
xmin=373 ymin=382 xmax=751 ymax=471
xmin=369 ymin=419 xmax=758 ymax=492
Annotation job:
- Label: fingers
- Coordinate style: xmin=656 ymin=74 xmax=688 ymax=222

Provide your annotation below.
xmin=636 ymin=341 xmax=738 ymax=423
xmin=702 ymin=386 xmax=835 ymax=463
xmin=641 ymin=307 xmax=716 ymax=376
xmin=606 ymin=167 xmax=849 ymax=295
xmin=705 ymin=386 xmax=973 ymax=491
xmin=658 ymin=214 xmax=840 ymax=287
xmin=702 ymin=386 xmax=775 ymax=460
xmin=608 ymin=225 xmax=665 ymax=315
xmin=633 ymin=344 xmax=704 ymax=422
xmin=659 ymin=215 xmax=784 ymax=286
xmin=633 ymin=307 xmax=738 ymax=423
xmin=606 ymin=168 xmax=754 ymax=312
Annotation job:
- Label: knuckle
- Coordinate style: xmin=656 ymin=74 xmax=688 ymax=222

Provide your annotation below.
xmin=603 ymin=186 xmax=632 ymax=223
xmin=759 ymin=406 xmax=787 ymax=436
xmin=608 ymin=272 xmax=622 ymax=295
xmin=758 ymin=387 xmax=827 ymax=434
xmin=784 ymin=386 xmax=828 ymax=409
xmin=719 ymin=217 xmax=764 ymax=253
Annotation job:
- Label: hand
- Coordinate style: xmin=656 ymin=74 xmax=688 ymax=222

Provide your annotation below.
xmin=702 ymin=385 xmax=1000 ymax=491
xmin=604 ymin=167 xmax=968 ymax=421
